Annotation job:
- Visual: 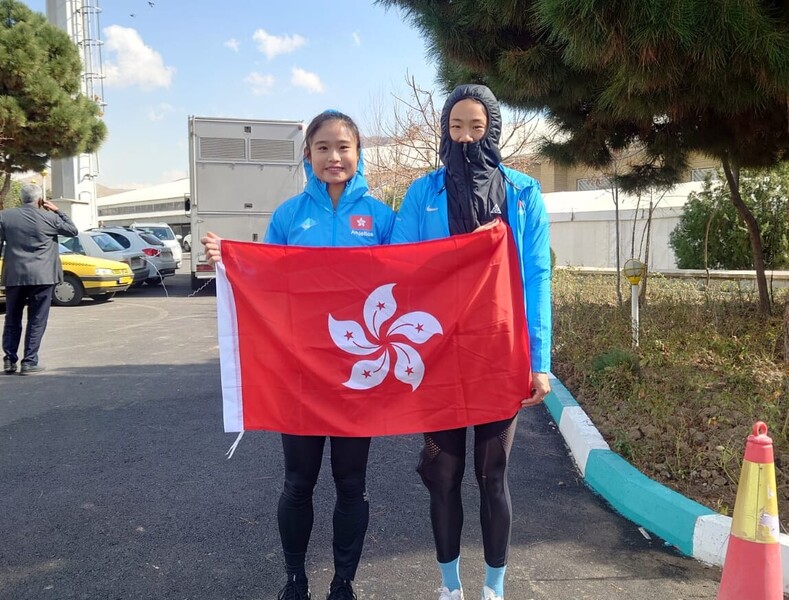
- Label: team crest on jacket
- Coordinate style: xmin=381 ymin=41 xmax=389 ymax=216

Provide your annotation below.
xmin=328 ymin=284 xmax=443 ymax=391
xmin=350 ymin=214 xmax=373 ymax=237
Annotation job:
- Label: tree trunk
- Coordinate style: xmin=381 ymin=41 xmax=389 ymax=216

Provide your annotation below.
xmin=613 ymin=185 xmax=623 ymax=306
xmin=631 ymin=194 xmax=639 ymax=257
xmin=784 ymin=300 xmax=789 ymax=364
xmin=640 ymin=199 xmax=653 ymax=305
xmin=721 ymin=157 xmax=771 ymax=316
xmin=0 ymin=173 xmax=10 ymax=211
xmin=703 ymin=203 xmax=718 ymax=287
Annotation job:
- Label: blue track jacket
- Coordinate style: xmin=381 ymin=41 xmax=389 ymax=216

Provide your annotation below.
xmin=265 ymin=159 xmax=394 ymax=247
xmin=391 ymin=165 xmax=552 ymax=373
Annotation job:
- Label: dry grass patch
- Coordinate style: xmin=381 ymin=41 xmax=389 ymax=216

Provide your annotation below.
xmin=552 ymin=270 xmax=788 ymax=529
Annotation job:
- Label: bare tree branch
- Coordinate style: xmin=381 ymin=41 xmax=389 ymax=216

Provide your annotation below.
xmin=363 ymin=74 xmax=539 ymax=209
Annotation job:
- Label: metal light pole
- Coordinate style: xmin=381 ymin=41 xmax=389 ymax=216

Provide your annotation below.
xmin=623 ymin=259 xmax=645 ymax=349
xmin=46 ymin=0 xmax=105 ymax=229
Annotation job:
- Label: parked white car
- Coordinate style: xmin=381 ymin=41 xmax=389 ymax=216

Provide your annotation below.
xmin=182 ymin=233 xmax=192 ymax=252
xmin=130 ymin=222 xmax=182 ymax=268
xmin=97 ymin=226 xmax=178 ymax=285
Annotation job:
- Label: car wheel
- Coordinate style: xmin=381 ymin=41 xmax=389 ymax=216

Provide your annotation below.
xmin=92 ymin=293 xmax=115 ymax=303
xmin=145 ymin=278 xmax=163 ymax=286
xmin=53 ymin=274 xmax=84 ymax=307
xmin=183 ymin=241 xmax=191 ymax=252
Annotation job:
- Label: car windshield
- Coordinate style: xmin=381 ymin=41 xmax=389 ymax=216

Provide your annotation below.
xmin=90 ymin=233 xmax=125 ymax=252
xmin=59 ymin=236 xmax=84 ymax=254
xmin=58 ymin=243 xmax=73 ymax=254
xmin=138 ymin=226 xmax=175 ymax=241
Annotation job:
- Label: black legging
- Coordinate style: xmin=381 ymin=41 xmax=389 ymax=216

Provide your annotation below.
xmin=278 ymin=434 xmax=371 ymax=581
xmin=416 ymin=415 xmax=518 ymax=567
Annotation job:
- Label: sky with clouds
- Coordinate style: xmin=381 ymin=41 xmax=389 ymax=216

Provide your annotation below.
xmin=25 ymin=0 xmax=440 ymax=188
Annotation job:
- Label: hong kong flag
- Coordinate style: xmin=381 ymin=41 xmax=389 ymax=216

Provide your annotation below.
xmin=216 ymin=220 xmax=531 ymax=436
xmin=350 ymin=214 xmax=372 ymax=231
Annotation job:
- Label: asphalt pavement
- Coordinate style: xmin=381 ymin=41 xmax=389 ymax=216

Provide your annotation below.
xmin=0 ymin=264 xmax=721 ymax=599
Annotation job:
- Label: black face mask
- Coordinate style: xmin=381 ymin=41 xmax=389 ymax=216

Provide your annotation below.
xmin=439 ymin=85 xmax=507 ymax=236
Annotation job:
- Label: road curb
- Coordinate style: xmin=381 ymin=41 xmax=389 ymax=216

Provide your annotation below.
xmin=545 ymin=373 xmax=789 ymax=593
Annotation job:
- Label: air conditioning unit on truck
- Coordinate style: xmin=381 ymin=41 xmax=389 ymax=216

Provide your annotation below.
xmin=188 ymin=116 xmax=305 ymax=290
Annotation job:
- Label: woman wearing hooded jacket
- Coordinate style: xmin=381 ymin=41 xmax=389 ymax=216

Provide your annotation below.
xmin=391 ymin=85 xmax=552 ymax=600
xmin=204 ymin=110 xmax=395 ymax=600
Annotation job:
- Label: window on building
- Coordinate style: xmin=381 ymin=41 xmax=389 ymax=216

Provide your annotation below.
xmin=577 ymin=176 xmax=612 ymax=191
xmin=691 ymin=168 xmax=719 ymax=182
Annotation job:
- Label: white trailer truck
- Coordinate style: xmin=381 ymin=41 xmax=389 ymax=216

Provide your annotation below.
xmin=188 ymin=116 xmax=305 ymax=289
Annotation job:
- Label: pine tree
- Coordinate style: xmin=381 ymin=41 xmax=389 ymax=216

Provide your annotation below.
xmin=381 ymin=0 xmax=789 ymax=314
xmin=0 ymin=0 xmax=106 ymax=209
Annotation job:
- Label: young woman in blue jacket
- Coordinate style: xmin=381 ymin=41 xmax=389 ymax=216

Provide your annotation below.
xmin=391 ymin=85 xmax=552 ymax=600
xmin=204 ymin=110 xmax=395 ymax=600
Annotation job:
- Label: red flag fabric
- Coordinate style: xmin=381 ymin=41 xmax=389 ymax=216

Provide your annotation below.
xmin=216 ymin=220 xmax=531 ymax=436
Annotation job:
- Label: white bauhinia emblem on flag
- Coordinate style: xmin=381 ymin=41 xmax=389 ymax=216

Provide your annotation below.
xmin=328 ymin=283 xmax=443 ymax=391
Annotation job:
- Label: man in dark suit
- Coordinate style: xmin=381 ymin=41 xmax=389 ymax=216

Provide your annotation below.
xmin=0 ymin=184 xmax=78 ymax=375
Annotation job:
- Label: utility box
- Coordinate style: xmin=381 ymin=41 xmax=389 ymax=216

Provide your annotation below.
xmin=187 ymin=116 xmax=305 ymax=289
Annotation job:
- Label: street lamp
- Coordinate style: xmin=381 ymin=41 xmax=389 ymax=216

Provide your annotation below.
xmin=623 ymin=258 xmax=645 ymax=348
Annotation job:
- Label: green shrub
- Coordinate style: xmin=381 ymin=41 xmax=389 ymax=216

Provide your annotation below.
xmin=669 ymin=165 xmax=789 ymax=270
xmin=591 ymin=348 xmax=637 ymax=372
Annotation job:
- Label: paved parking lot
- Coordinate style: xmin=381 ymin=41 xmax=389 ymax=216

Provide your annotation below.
xmin=0 ymin=263 xmax=720 ymax=599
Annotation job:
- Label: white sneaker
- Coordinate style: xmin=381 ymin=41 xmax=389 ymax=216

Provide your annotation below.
xmin=437 ymin=586 xmax=464 ymax=600
xmin=481 ymin=586 xmax=502 ymax=600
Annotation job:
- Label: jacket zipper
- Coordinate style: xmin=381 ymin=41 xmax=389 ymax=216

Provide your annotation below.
xmin=332 ymin=207 xmax=337 ymax=246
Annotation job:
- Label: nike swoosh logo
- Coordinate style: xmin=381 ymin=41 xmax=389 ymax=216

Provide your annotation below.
xmin=426 ymin=206 xmax=439 ymax=212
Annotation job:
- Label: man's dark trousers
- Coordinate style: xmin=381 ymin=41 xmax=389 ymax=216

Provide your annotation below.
xmin=2 ymin=285 xmax=54 ymax=366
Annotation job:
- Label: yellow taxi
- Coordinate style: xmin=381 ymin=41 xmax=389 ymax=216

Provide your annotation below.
xmin=0 ymin=244 xmax=133 ymax=306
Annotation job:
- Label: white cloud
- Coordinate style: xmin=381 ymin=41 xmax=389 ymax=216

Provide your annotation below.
xmin=147 ymin=102 xmax=175 ymax=122
xmin=245 ymin=72 xmax=276 ymax=95
xmin=352 ymin=32 xmax=361 ymax=47
xmin=224 ymin=38 xmax=240 ymax=52
xmin=291 ymin=68 xmax=324 ymax=94
xmin=253 ymin=29 xmax=306 ymax=60
xmin=103 ymin=25 xmax=175 ymax=90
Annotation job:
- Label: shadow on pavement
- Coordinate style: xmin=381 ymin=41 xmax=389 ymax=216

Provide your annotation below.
xmin=0 ymin=357 xmax=719 ymax=600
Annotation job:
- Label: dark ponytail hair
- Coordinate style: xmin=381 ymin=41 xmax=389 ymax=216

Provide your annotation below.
xmin=303 ymin=110 xmax=361 ymax=159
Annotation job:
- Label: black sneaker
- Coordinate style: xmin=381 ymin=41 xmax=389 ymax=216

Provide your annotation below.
xmin=326 ymin=579 xmax=357 ymax=600
xmin=277 ymin=579 xmax=311 ymax=600
xmin=19 ymin=364 xmax=44 ymax=375
xmin=3 ymin=358 xmax=16 ymax=374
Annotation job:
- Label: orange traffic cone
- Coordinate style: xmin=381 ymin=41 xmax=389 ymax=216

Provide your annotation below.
xmin=717 ymin=421 xmax=783 ymax=600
